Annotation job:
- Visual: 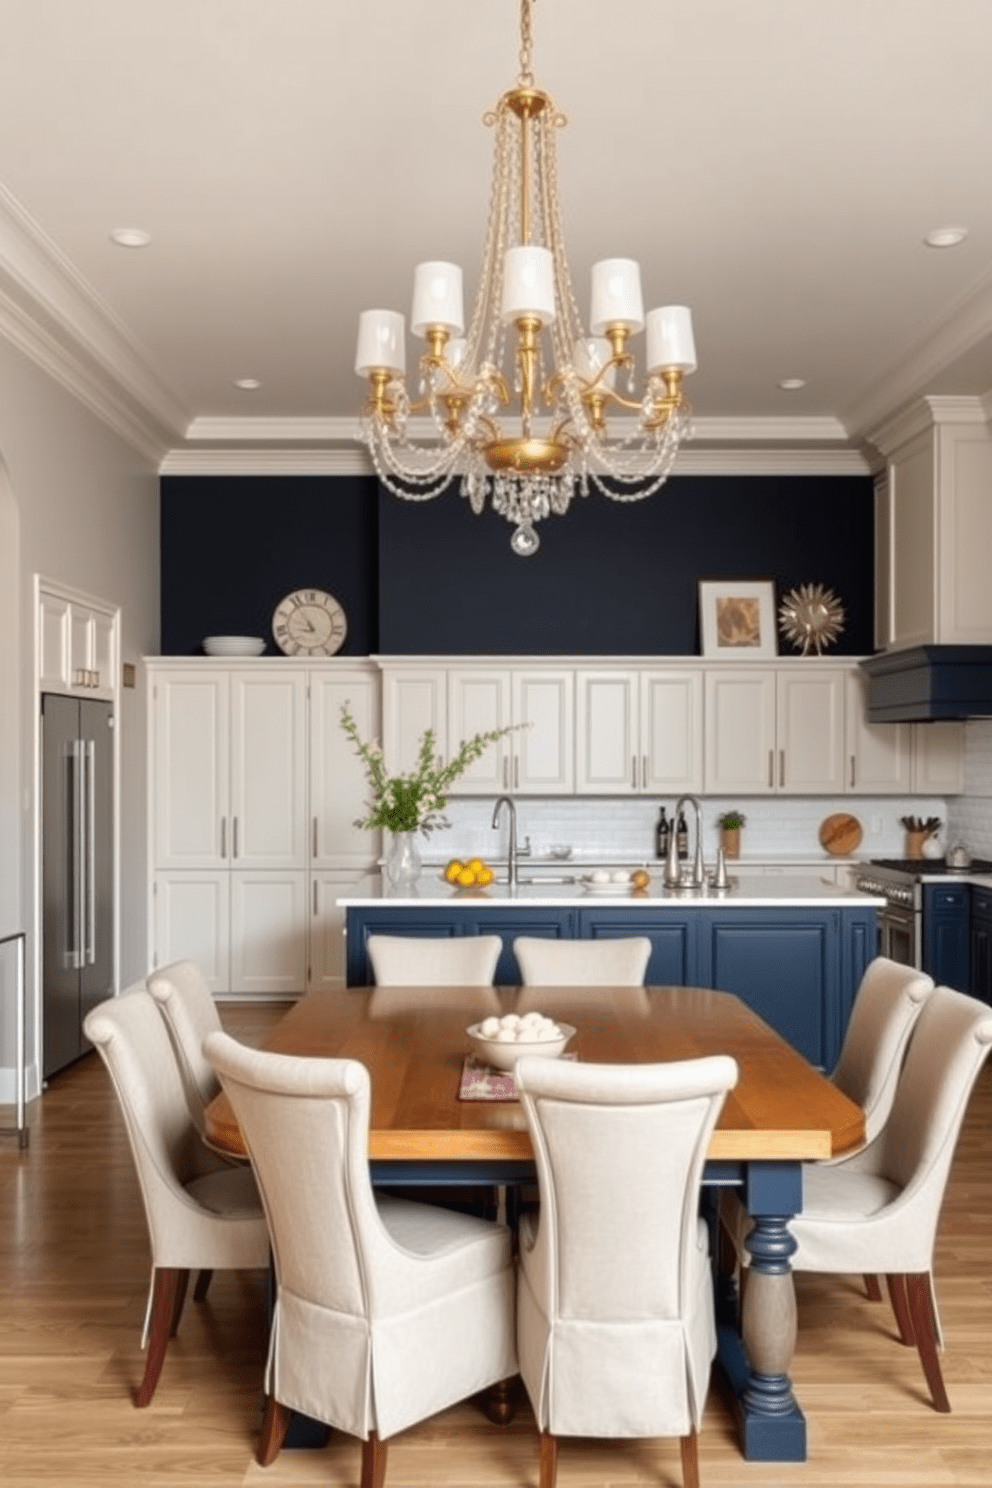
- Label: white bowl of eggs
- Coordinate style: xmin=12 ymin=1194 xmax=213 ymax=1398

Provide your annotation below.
xmin=466 ymin=1012 xmax=576 ymax=1071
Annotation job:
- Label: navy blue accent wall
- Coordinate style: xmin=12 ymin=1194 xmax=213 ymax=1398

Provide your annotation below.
xmin=377 ymin=473 xmax=874 ymax=655
xmin=160 ymin=475 xmax=379 ymax=655
xmin=159 ymin=472 xmax=873 ymax=657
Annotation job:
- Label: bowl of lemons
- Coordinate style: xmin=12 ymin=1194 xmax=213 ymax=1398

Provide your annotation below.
xmin=442 ymin=856 xmax=496 ymax=890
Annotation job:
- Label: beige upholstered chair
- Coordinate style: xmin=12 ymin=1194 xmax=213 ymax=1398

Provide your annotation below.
xmin=83 ymin=991 xmax=269 ymax=1406
xmin=204 ymin=1030 xmax=518 ymax=1483
xmin=513 ymin=935 xmax=652 ymax=986
xmin=366 ymin=932 xmax=502 ymax=985
xmin=147 ymin=960 xmax=224 ymax=1139
xmin=829 ymin=956 xmax=935 ymax=1149
xmin=789 ymin=985 xmax=992 ymax=1411
xmin=515 ymin=1053 xmax=738 ymax=1488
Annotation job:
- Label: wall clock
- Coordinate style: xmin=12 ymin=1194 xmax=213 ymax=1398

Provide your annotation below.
xmin=272 ymin=589 xmax=347 ymax=656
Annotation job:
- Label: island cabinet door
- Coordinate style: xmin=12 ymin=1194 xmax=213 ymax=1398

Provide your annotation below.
xmin=699 ymin=911 xmax=839 ymax=1068
xmin=578 ymin=910 xmax=700 ymax=987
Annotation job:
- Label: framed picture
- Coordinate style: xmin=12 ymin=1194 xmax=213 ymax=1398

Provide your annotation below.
xmin=699 ymin=580 xmax=777 ymax=660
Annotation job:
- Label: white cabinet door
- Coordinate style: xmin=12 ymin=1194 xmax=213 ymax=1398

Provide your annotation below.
xmin=230 ymin=672 xmax=307 ymax=868
xmin=381 ymin=667 xmax=447 ymax=774
xmin=152 ymin=872 xmax=230 ymax=993
xmin=777 ymin=669 xmax=847 ymax=793
xmin=310 ymin=669 xmax=382 ymax=862
xmin=512 ymin=670 xmax=574 ymax=793
xmin=704 ymin=671 xmax=777 ymax=794
xmin=576 ymin=672 xmax=639 ymax=794
xmin=38 ymin=590 xmax=71 ymax=692
xmin=230 ymin=871 xmax=308 ymax=995
xmin=152 ymin=670 xmax=230 ymax=868
xmin=38 ymin=586 xmax=117 ymax=698
xmin=90 ymin=610 xmax=117 ymax=698
xmin=844 ymin=669 xmax=912 ymax=793
xmin=310 ymin=869 xmax=369 ymax=989
xmin=447 ymin=669 xmax=513 ymax=794
xmin=641 ymin=671 xmax=704 ymax=794
xmin=912 ymin=721 xmax=964 ymax=794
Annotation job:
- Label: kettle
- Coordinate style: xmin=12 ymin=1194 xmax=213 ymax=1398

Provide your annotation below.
xmin=946 ymin=842 xmax=973 ymax=870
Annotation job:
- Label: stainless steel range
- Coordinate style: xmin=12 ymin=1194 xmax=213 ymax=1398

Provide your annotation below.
xmin=854 ymin=857 xmax=992 ymax=970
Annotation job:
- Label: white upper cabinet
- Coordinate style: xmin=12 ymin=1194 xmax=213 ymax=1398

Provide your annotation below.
xmin=38 ymin=580 xmax=118 ymax=700
xmin=845 ymin=669 xmax=913 ymax=793
xmin=873 ymin=400 xmax=992 ymax=649
xmin=380 ymin=666 xmax=447 ymax=775
xmin=447 ymin=668 xmax=513 ymax=793
xmin=511 ymin=670 xmax=574 ymax=794
xmin=575 ymin=669 xmax=702 ymax=795
xmin=152 ymin=666 xmax=307 ymax=869
xmin=704 ymin=669 xmax=778 ymax=794
xmin=310 ymin=667 xmax=382 ymax=863
xmin=704 ymin=666 xmax=847 ymax=795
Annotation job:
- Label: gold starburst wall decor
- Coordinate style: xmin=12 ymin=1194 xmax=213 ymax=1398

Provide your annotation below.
xmin=778 ymin=583 xmax=845 ymax=656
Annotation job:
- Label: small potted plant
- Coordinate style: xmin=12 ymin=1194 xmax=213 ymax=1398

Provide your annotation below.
xmin=717 ymin=810 xmax=746 ymax=860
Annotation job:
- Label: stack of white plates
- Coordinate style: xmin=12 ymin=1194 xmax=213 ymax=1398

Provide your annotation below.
xmin=202 ymin=636 xmax=266 ymax=657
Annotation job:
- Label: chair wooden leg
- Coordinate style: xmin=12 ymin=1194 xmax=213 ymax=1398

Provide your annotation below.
xmin=906 ymin=1272 xmax=951 ymax=1413
xmin=256 ymin=1395 xmax=291 ymax=1466
xmin=360 ymin=1431 xmax=388 ymax=1488
xmin=864 ymin=1273 xmax=883 ymax=1301
xmin=134 ymin=1267 xmax=181 ymax=1407
xmin=887 ymin=1272 xmax=916 ymax=1346
xmin=193 ymin=1268 xmax=213 ymax=1302
xmin=169 ymin=1268 xmax=190 ymax=1336
xmin=680 ymin=1430 xmax=700 ymax=1488
xmin=538 ymin=1430 xmax=558 ymax=1488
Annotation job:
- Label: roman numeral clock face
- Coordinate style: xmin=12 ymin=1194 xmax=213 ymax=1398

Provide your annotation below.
xmin=272 ymin=589 xmax=347 ymax=657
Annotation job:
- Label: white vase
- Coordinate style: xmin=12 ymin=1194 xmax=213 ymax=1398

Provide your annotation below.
xmin=385 ymin=831 xmax=422 ymax=886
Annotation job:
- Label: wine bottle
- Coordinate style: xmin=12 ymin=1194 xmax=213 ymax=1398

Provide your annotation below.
xmin=677 ymin=811 xmax=689 ymax=860
xmin=655 ymin=807 xmax=670 ymax=859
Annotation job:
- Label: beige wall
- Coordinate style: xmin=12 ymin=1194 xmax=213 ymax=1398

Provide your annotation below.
xmin=0 ymin=339 xmax=159 ymax=1096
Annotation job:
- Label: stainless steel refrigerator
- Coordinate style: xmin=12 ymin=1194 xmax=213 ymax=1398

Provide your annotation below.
xmin=42 ymin=692 xmax=114 ymax=1079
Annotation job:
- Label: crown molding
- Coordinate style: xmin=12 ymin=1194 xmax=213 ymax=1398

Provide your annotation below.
xmin=843 ymin=270 xmax=992 ymax=442
xmin=868 ymin=394 xmax=989 ymax=459
xmin=0 ymin=184 xmax=187 ymax=461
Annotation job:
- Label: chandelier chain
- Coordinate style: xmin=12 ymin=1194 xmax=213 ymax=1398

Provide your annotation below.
xmin=517 ymin=0 xmax=534 ymax=87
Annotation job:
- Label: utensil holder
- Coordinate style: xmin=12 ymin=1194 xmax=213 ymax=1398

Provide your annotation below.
xmin=905 ymin=829 xmax=927 ymax=860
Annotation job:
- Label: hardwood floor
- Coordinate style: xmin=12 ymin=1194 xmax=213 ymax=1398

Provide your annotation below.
xmin=2 ymin=1001 xmax=990 ymax=1487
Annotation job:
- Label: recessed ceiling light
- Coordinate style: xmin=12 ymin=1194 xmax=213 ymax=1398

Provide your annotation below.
xmin=778 ymin=378 xmax=806 ymax=391
xmin=233 ymin=378 xmax=262 ymax=390
xmin=924 ymin=226 xmax=968 ymax=249
xmin=109 ymin=227 xmax=151 ymax=248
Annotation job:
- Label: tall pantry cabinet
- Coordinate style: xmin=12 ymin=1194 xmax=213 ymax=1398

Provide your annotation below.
xmin=147 ymin=659 xmax=379 ymax=994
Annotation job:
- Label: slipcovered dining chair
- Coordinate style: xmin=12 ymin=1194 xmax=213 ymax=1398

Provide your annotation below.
xmin=147 ymin=959 xmax=224 ymax=1139
xmin=204 ymin=1031 xmax=518 ymax=1484
xmin=515 ymin=1053 xmax=738 ymax=1488
xmin=514 ymin=935 xmax=652 ymax=986
xmin=83 ymin=991 xmax=269 ymax=1406
xmin=366 ymin=932 xmax=502 ymax=985
xmin=788 ymin=985 xmax=992 ymax=1412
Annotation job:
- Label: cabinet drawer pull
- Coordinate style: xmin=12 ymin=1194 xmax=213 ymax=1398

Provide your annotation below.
xmin=313 ymin=817 xmax=318 ymax=858
xmin=313 ymin=880 xmax=318 ymax=915
xmin=768 ymin=750 xmax=774 ymax=788
xmin=779 ymin=749 xmax=785 ymax=788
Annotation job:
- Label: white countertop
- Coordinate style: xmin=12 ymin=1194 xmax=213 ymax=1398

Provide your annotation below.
xmin=338 ymin=872 xmax=884 ymax=910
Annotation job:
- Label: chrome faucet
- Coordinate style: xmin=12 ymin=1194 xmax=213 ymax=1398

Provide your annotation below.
xmin=664 ymin=794 xmax=706 ymax=890
xmin=492 ymin=795 xmax=530 ymax=886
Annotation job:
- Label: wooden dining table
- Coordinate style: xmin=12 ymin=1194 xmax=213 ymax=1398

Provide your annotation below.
xmin=204 ymin=983 xmax=865 ymax=1464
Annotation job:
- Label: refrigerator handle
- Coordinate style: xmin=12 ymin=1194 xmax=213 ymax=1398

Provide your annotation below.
xmin=71 ymin=740 xmax=84 ymax=971
xmin=85 ymin=739 xmax=96 ymax=965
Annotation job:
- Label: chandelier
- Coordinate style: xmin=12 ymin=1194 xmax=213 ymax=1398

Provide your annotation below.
xmin=354 ymin=0 xmax=697 ymax=556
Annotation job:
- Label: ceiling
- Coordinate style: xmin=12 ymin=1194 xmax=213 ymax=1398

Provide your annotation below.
xmin=1 ymin=0 xmax=990 ymax=472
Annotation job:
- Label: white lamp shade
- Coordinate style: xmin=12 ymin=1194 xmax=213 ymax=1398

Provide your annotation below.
xmin=572 ymin=336 xmax=616 ymax=390
xmin=355 ymin=310 xmax=406 ymax=377
xmin=646 ymin=305 xmax=697 ymax=375
xmin=411 ymin=261 xmax=465 ymax=337
xmin=590 ymin=258 xmax=644 ymax=335
xmin=501 ymin=246 xmax=556 ymax=325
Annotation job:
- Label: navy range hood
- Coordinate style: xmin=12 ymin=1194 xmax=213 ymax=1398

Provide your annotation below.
xmin=860 ymin=646 xmax=992 ymax=721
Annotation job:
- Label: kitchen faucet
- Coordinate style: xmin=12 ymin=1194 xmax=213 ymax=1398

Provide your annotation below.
xmin=664 ymin=794 xmax=706 ymax=890
xmin=492 ymin=795 xmax=530 ymax=886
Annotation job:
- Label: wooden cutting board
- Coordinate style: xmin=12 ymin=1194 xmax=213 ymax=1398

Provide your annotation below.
xmin=819 ymin=812 xmax=863 ymax=857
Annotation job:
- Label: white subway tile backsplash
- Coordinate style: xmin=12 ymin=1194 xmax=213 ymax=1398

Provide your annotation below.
xmin=422 ymin=792 xmax=948 ymax=865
